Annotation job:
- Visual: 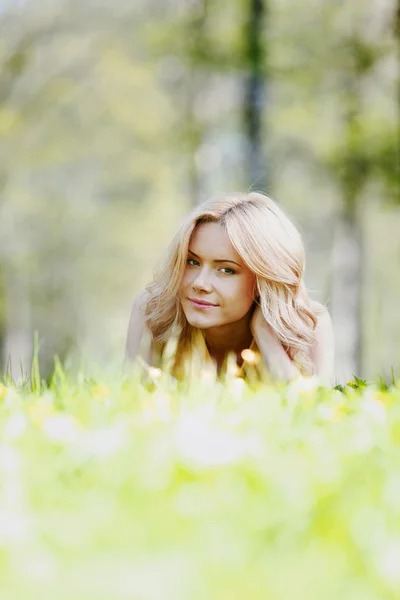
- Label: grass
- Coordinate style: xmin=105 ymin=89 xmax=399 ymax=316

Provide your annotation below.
xmin=0 ymin=353 xmax=399 ymax=600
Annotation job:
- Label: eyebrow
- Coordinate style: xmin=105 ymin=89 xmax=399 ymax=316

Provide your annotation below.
xmin=188 ymin=249 xmax=241 ymax=268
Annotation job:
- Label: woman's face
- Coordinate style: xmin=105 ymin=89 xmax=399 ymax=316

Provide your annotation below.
xmin=178 ymin=221 xmax=256 ymax=330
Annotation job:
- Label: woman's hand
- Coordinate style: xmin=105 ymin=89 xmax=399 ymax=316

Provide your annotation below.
xmin=250 ymin=304 xmax=284 ymax=352
xmin=250 ymin=303 xmax=301 ymax=382
xmin=250 ymin=303 xmax=271 ymax=338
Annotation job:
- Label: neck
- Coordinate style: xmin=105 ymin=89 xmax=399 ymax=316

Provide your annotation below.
xmin=203 ymin=311 xmax=253 ymax=359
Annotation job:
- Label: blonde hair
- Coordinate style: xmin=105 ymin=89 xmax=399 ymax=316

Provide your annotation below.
xmin=145 ymin=191 xmax=326 ymax=377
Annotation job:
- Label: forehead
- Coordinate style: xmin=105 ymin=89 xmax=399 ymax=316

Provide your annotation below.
xmin=189 ymin=221 xmax=243 ymax=263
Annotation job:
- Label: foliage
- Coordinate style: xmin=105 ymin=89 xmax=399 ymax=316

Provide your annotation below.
xmin=0 ymin=0 xmax=398 ymax=378
xmin=0 ymin=358 xmax=399 ymax=600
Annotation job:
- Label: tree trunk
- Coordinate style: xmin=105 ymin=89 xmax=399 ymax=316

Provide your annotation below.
xmin=184 ymin=0 xmax=207 ymax=206
xmin=330 ymin=209 xmax=364 ymax=383
xmin=329 ymin=31 xmax=373 ymax=385
xmin=1 ymin=265 xmax=32 ymax=382
xmin=244 ymin=0 xmax=266 ymax=188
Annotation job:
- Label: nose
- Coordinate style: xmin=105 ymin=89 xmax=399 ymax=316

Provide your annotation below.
xmin=191 ymin=266 xmax=213 ymax=293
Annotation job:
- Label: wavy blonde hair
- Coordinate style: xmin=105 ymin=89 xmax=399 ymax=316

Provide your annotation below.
xmin=145 ymin=191 xmax=326 ymax=377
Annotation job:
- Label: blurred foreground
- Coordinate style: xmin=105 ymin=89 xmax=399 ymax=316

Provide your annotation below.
xmin=0 ymin=359 xmax=399 ymax=600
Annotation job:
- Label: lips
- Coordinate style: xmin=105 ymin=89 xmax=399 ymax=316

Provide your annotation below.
xmin=188 ymin=298 xmax=218 ymax=308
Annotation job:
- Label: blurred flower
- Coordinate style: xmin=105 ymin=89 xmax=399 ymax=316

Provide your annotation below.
xmin=143 ymin=391 xmax=173 ymax=424
xmin=363 ymin=388 xmax=390 ymax=406
xmin=0 ymin=509 xmax=32 ymax=545
xmin=351 ymin=424 xmax=376 ymax=453
xmin=241 ymin=349 xmax=260 ymax=365
xmin=225 ymin=411 xmax=243 ymax=427
xmin=286 ymin=375 xmax=322 ymax=410
xmin=226 ymin=377 xmax=247 ymax=402
xmin=91 ymin=383 xmax=111 ymax=402
xmin=377 ymin=538 xmax=400 ymax=588
xmin=317 ymin=404 xmax=336 ymax=421
xmin=289 ymin=375 xmax=321 ymax=394
xmin=153 ymin=390 xmax=173 ymax=422
xmin=0 ymin=445 xmax=22 ymax=473
xmin=148 ymin=367 xmax=162 ymax=380
xmin=361 ymin=397 xmax=386 ymax=424
xmin=73 ymin=425 xmax=126 ymax=460
xmin=372 ymin=390 xmax=389 ymax=403
xmin=3 ymin=413 xmax=28 ymax=441
xmin=22 ymin=551 xmax=57 ymax=583
xmin=0 ymin=385 xmax=19 ymax=405
xmin=175 ymin=416 xmax=247 ymax=469
xmin=200 ymin=366 xmax=217 ymax=381
xmin=226 ymin=360 xmax=241 ymax=378
xmin=28 ymin=400 xmax=55 ymax=427
xmin=42 ymin=414 xmax=81 ymax=444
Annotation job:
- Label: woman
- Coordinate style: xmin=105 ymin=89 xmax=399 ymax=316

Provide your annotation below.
xmin=125 ymin=192 xmax=335 ymax=386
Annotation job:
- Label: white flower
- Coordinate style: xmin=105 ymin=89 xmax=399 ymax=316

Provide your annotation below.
xmin=22 ymin=551 xmax=57 ymax=583
xmin=3 ymin=413 xmax=28 ymax=441
xmin=2 ymin=386 xmax=20 ymax=407
xmin=148 ymin=366 xmax=162 ymax=380
xmin=351 ymin=424 xmax=376 ymax=453
xmin=317 ymin=404 xmax=335 ymax=421
xmin=361 ymin=398 xmax=386 ymax=424
xmin=152 ymin=390 xmax=173 ymax=422
xmin=227 ymin=377 xmax=247 ymax=402
xmin=241 ymin=349 xmax=259 ymax=364
xmin=74 ymin=425 xmax=126 ymax=460
xmin=0 ymin=445 xmax=22 ymax=473
xmin=42 ymin=414 xmax=80 ymax=444
xmin=377 ymin=538 xmax=400 ymax=588
xmin=175 ymin=416 xmax=246 ymax=469
xmin=0 ymin=509 xmax=32 ymax=545
xmin=289 ymin=375 xmax=321 ymax=394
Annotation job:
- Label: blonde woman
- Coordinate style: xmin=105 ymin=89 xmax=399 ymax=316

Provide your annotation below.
xmin=125 ymin=192 xmax=335 ymax=386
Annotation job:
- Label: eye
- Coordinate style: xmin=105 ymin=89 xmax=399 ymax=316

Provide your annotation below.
xmin=187 ymin=258 xmax=199 ymax=266
xmin=220 ymin=267 xmax=236 ymax=275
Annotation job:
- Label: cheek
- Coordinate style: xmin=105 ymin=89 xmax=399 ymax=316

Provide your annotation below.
xmin=179 ymin=269 xmax=191 ymax=296
xmin=224 ymin=276 xmax=255 ymax=311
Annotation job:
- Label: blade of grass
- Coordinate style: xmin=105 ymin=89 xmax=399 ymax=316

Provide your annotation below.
xmin=30 ymin=330 xmax=41 ymax=395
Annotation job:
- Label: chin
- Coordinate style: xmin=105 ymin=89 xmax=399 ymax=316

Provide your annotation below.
xmin=185 ymin=315 xmax=213 ymax=329
xmin=183 ymin=309 xmax=217 ymax=329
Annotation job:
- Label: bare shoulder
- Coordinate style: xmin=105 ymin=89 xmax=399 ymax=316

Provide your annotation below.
xmin=310 ymin=300 xmax=334 ymax=340
xmin=125 ymin=289 xmax=153 ymax=364
xmin=310 ymin=300 xmax=329 ymax=316
xmin=309 ymin=301 xmax=335 ymax=386
xmin=133 ymin=288 xmax=151 ymax=312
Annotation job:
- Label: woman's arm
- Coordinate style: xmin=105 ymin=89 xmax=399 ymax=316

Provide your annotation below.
xmin=124 ymin=290 xmax=152 ymax=366
xmin=309 ymin=308 xmax=335 ymax=387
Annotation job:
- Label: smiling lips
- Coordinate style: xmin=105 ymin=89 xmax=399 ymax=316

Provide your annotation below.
xmin=188 ymin=298 xmax=218 ymax=309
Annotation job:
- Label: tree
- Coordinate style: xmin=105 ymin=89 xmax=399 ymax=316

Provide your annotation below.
xmin=243 ymin=0 xmax=266 ymax=188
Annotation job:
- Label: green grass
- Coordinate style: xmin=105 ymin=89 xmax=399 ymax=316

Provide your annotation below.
xmin=0 ymin=357 xmax=399 ymax=600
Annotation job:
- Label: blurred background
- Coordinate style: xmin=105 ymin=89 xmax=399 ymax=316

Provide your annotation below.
xmin=0 ymin=0 xmax=398 ymax=384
